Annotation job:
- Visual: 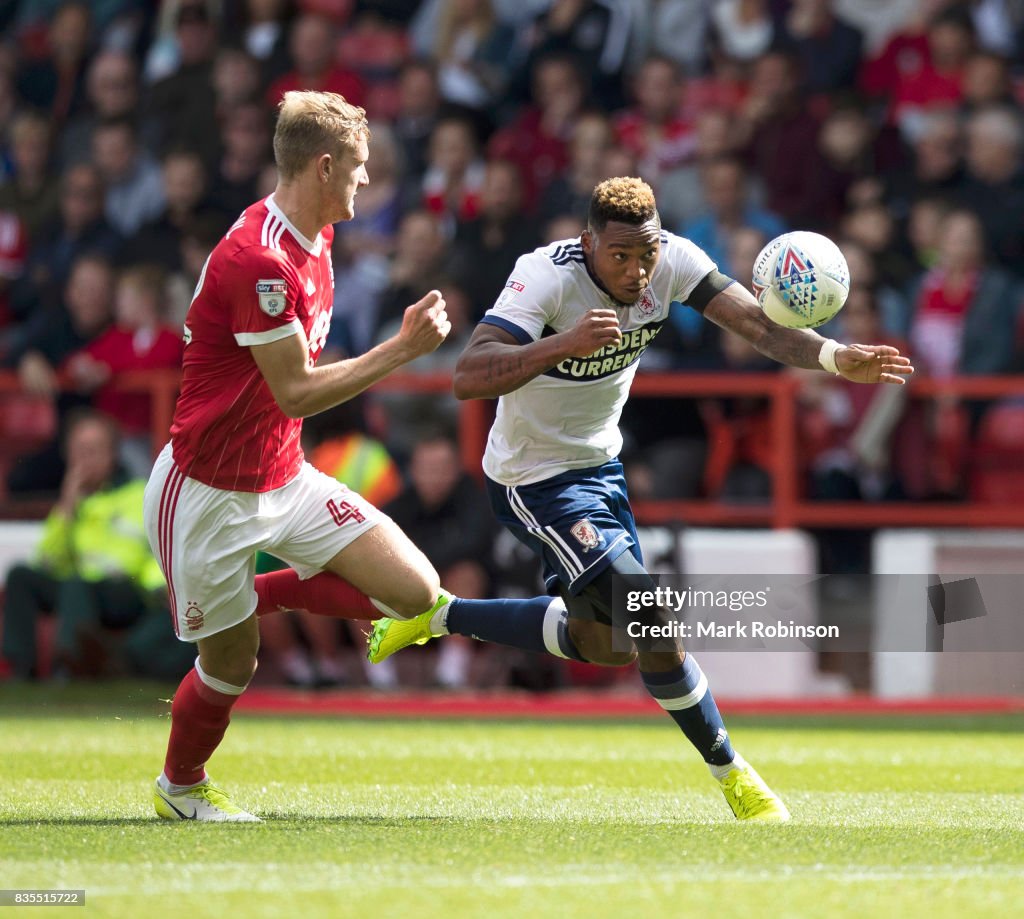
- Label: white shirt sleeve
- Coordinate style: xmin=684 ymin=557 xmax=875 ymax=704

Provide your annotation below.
xmin=480 ymin=252 xmax=561 ymax=343
xmin=664 ymin=232 xmax=719 ymax=304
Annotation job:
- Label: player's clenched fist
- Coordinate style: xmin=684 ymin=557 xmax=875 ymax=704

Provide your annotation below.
xmin=399 ymin=290 xmax=451 ymax=358
xmin=562 ymin=309 xmax=622 ymax=358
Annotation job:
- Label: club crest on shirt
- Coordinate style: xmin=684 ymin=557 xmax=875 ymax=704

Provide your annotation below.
xmin=570 ymin=518 xmax=601 ymax=551
xmin=635 ymin=287 xmax=659 ymax=317
xmin=257 ymin=279 xmax=287 ymax=316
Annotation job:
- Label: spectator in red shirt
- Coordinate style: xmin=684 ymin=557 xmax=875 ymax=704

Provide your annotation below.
xmin=614 ymin=56 xmax=695 ymax=189
xmin=900 ymin=208 xmax=1020 ymax=380
xmin=265 ymin=13 xmax=365 ymax=109
xmin=859 ymin=3 xmax=934 ymax=100
xmin=488 ymin=53 xmax=583 ymax=210
xmin=867 ymin=8 xmax=974 ymax=139
xmin=334 ymin=11 xmax=411 ymax=119
xmin=896 ymin=209 xmax=1021 ymax=494
xmin=66 ymin=264 xmax=183 ymax=476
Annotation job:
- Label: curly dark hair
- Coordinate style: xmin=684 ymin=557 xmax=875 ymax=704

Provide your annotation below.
xmin=587 ymin=177 xmax=659 ymax=231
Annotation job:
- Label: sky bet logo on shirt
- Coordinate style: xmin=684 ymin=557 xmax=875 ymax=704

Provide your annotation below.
xmin=257 ymin=279 xmax=288 ymax=317
xmin=494 ymin=279 xmax=526 ymax=312
xmin=544 ymin=320 xmax=665 ymax=381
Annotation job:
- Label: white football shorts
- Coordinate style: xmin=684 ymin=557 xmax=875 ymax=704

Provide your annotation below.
xmin=143 ymin=442 xmax=383 ymax=642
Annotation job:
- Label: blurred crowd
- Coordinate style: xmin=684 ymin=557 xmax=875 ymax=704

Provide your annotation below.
xmin=1 ymin=0 xmax=1024 ymax=686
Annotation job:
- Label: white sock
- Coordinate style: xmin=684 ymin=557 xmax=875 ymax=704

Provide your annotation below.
xmin=158 ymin=772 xmax=209 ymax=794
xmin=429 ymin=598 xmax=452 ymax=636
xmin=709 ymin=752 xmax=748 ymax=781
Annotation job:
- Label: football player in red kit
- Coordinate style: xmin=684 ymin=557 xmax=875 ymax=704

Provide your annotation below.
xmin=145 ymin=91 xmax=451 ymax=821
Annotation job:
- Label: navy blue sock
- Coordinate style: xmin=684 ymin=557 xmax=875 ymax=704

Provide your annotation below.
xmin=445 ymin=597 xmax=585 ymax=661
xmin=641 ymin=654 xmax=735 ymax=766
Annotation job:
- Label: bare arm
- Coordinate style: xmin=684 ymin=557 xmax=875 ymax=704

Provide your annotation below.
xmin=251 ymin=290 xmax=450 ymax=418
xmin=703 ymin=283 xmax=914 ymax=384
xmin=453 ymin=310 xmax=623 ymax=400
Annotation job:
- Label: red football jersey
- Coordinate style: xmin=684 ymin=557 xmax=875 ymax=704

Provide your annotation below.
xmin=171 ymin=195 xmax=335 ymax=492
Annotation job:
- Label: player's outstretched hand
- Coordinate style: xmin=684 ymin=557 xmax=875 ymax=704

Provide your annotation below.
xmin=398 ymin=290 xmax=451 ymax=359
xmin=836 ymin=344 xmax=915 ymax=384
xmin=563 ymin=309 xmax=622 ymax=358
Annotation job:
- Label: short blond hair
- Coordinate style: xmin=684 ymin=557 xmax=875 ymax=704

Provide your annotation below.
xmin=588 ymin=177 xmax=658 ymax=231
xmin=273 ymin=91 xmax=370 ymax=180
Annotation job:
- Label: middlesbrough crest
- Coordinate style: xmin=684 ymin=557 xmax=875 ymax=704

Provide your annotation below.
xmin=635 ymin=287 xmax=658 ymax=317
xmin=570 ymin=519 xmax=601 ymax=552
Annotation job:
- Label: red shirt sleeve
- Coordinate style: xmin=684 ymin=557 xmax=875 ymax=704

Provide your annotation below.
xmin=224 ymin=247 xmax=303 ymax=347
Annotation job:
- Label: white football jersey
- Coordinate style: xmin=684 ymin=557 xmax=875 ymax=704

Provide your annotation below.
xmin=480 ymin=231 xmax=717 ymax=486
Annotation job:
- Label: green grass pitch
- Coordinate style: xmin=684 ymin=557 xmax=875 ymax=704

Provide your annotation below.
xmin=1 ymin=684 xmax=1022 ymax=919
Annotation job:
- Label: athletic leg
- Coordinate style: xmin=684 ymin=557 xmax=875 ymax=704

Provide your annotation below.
xmin=319 ymin=517 xmax=439 ymax=618
xmin=267 ymin=464 xmax=440 ymax=619
xmin=143 ymin=446 xmax=262 ymax=821
xmin=368 ymin=464 xmax=637 ymax=663
xmin=253 ymin=568 xmax=377 ymax=619
xmin=154 ymin=614 xmax=261 ymax=822
xmin=163 ymin=614 xmax=258 ymax=784
xmin=566 ymin=556 xmax=789 ymax=820
xmin=427 ymin=463 xmax=635 ymax=658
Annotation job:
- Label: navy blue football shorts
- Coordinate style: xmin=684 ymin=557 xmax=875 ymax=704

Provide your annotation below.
xmin=485 ymin=460 xmax=643 ymax=596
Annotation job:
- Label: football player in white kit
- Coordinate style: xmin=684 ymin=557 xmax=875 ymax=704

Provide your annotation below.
xmin=369 ymin=177 xmax=913 ymax=820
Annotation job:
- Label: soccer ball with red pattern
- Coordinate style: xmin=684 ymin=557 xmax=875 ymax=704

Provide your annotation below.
xmin=751 ymin=231 xmax=850 ymax=329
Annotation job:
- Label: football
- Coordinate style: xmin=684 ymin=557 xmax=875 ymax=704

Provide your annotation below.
xmin=751 ymin=231 xmax=850 ymax=329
